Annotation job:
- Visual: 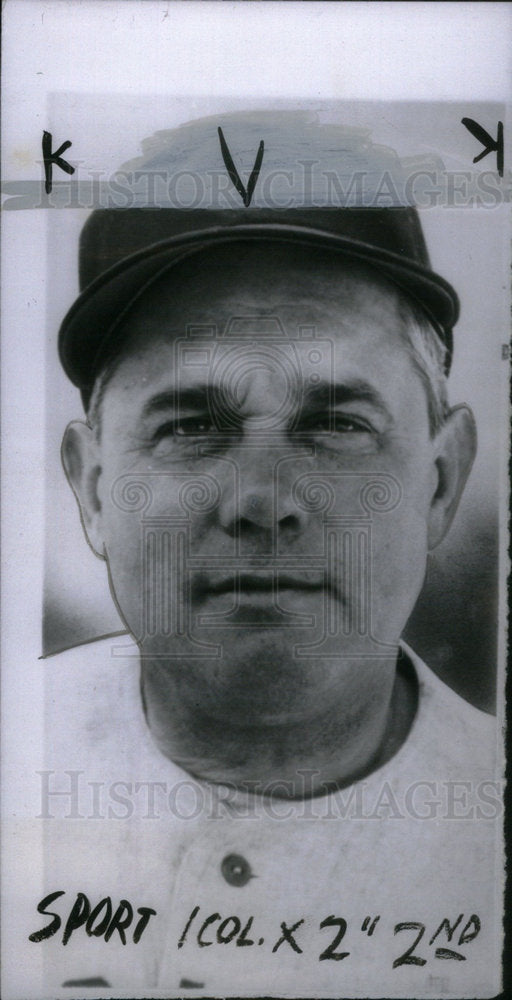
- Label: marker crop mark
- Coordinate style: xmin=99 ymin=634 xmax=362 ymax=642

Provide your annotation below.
xmin=461 ymin=118 xmax=504 ymax=177
xmin=42 ymin=131 xmax=75 ymax=194
xmin=217 ymin=126 xmax=264 ymax=207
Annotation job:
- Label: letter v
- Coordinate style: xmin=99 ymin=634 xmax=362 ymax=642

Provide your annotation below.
xmin=217 ymin=126 xmax=264 ymax=207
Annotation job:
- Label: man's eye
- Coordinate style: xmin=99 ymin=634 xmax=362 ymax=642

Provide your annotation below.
xmin=153 ymin=416 xmax=216 ymax=441
xmin=302 ymin=413 xmax=373 ymax=434
xmin=297 ymin=412 xmax=379 ymax=454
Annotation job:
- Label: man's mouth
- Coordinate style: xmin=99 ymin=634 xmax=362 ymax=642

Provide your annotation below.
xmin=191 ymin=572 xmax=334 ymax=607
xmin=207 ymin=574 xmax=325 ymax=595
xmin=189 ymin=573 xmax=329 ymax=627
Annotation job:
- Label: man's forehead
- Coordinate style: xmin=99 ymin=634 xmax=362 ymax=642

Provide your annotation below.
xmin=91 ymin=245 xmax=421 ymax=422
xmin=100 ymin=301 xmax=415 ymax=428
xmin=117 ymin=248 xmax=407 ymax=352
xmin=110 ymin=299 xmax=407 ymax=400
xmin=94 ymin=251 xmax=432 ymax=436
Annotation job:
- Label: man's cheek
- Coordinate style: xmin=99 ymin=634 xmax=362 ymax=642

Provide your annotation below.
xmin=102 ymin=507 xmax=200 ymax=643
xmin=102 ymin=514 xmax=145 ymax=626
xmin=381 ymin=504 xmax=429 ymax=564
xmin=368 ymin=510 xmax=428 ymax=633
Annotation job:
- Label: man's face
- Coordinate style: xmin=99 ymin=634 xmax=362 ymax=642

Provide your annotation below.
xmin=70 ymin=248 xmax=454 ymax=726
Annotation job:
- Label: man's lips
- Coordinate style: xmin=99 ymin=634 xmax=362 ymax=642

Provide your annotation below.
xmin=192 ymin=572 xmax=332 ymax=600
xmin=213 ymin=574 xmax=323 ymax=594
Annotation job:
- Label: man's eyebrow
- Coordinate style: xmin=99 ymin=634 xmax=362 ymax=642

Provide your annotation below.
xmin=141 ymin=386 xmax=215 ymax=419
xmin=301 ymin=379 xmax=391 ymax=417
xmin=140 ymin=380 xmax=392 ymax=422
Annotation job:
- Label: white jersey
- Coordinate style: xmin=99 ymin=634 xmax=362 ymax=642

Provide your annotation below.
xmin=23 ymin=635 xmax=500 ymax=998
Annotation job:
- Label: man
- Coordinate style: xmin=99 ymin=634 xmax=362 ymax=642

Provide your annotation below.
xmin=39 ymin=114 xmax=498 ymax=997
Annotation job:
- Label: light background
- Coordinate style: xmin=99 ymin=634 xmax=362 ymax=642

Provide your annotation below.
xmin=38 ymin=93 xmax=510 ymax=712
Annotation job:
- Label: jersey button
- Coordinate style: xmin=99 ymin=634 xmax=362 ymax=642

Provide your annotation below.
xmin=221 ymin=853 xmax=252 ymax=887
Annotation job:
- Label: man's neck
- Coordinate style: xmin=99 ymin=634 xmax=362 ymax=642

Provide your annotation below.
xmin=139 ymin=653 xmax=418 ymax=798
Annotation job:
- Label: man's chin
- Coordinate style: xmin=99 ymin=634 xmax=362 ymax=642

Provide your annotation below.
xmin=139 ymin=635 xmax=374 ymax=727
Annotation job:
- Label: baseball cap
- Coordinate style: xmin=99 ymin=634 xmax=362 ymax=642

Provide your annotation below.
xmin=58 ymin=111 xmax=459 ymax=406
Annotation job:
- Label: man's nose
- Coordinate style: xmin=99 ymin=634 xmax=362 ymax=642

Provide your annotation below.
xmin=216 ymin=443 xmax=309 ymax=539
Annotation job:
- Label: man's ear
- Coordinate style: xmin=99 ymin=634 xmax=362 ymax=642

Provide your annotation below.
xmin=427 ymin=404 xmax=477 ymax=550
xmin=61 ymin=420 xmax=105 ymax=558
